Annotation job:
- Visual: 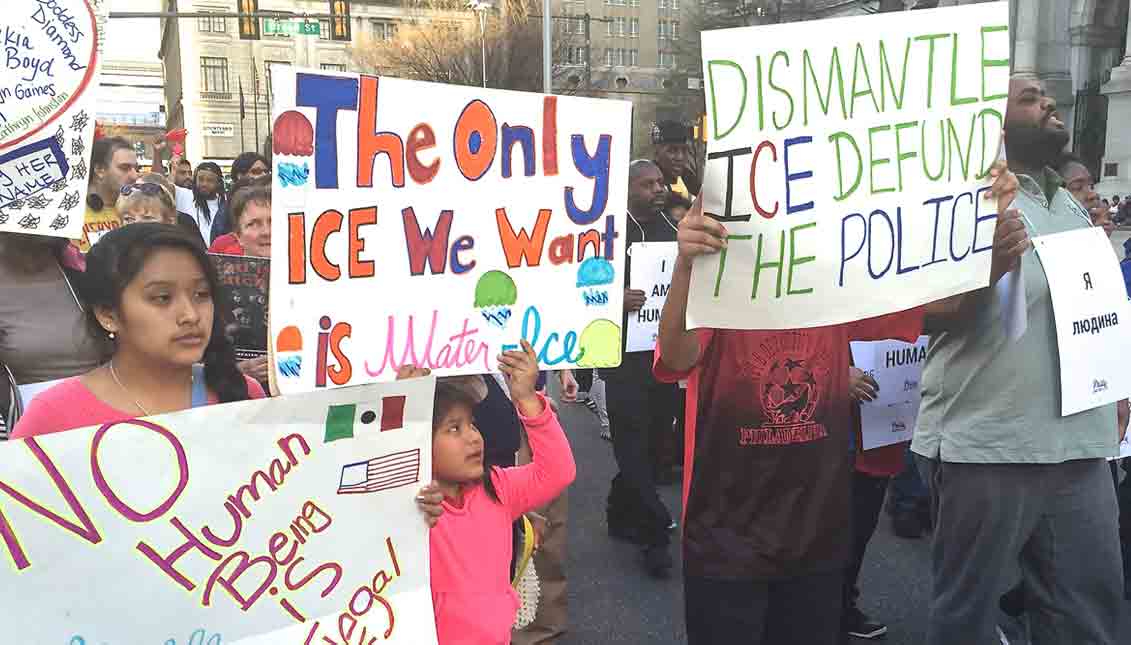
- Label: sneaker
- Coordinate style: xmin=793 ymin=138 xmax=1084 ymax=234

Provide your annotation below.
xmin=585 ymin=399 xmax=598 ymax=413
xmin=600 ymin=426 xmax=611 ymax=441
xmin=642 ymin=544 xmax=672 ymax=579
xmin=843 ymin=607 xmax=887 ymax=640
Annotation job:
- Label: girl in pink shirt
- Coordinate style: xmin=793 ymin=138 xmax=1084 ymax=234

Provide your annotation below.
xmin=14 ymin=223 xmax=266 ymax=438
xmin=416 ymin=341 xmax=576 ymax=644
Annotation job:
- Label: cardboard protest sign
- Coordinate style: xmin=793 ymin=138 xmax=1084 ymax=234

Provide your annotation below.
xmin=1034 ymin=227 xmax=1131 ymax=416
xmin=2 ymin=379 xmax=438 ymax=645
xmin=213 ymin=254 xmax=270 ymax=360
xmin=626 ymin=242 xmax=678 ymax=352
xmin=267 ymin=67 xmax=632 ymax=392
xmin=850 ymin=336 xmax=928 ymax=450
xmin=0 ymin=0 xmax=107 ymax=241
xmin=690 ymin=2 xmax=1010 ymax=330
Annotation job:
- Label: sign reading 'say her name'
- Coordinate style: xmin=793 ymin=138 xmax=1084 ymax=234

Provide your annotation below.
xmin=0 ymin=0 xmax=105 ymax=240
xmin=689 ymin=2 xmax=1010 ymax=330
xmin=269 ymin=68 xmax=632 ymax=392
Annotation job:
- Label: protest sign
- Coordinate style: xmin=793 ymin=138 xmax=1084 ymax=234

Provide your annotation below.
xmin=267 ymin=67 xmax=633 ymax=393
xmin=1034 ymin=227 xmax=1131 ymax=416
xmin=850 ymin=336 xmax=928 ymax=450
xmin=0 ymin=0 xmax=107 ymax=241
xmin=2 ymin=378 xmax=438 ymax=644
xmin=689 ymin=2 xmax=1010 ymax=330
xmin=626 ymin=242 xmax=678 ymax=352
xmin=213 ymin=254 xmax=270 ymax=360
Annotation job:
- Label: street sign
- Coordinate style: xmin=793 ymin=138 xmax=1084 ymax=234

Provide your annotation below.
xmin=263 ymin=18 xmax=320 ymax=35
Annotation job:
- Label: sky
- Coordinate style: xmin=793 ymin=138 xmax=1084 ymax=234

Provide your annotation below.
xmin=105 ymin=0 xmax=164 ymax=63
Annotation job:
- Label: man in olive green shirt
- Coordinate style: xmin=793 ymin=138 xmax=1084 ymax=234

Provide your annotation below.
xmin=913 ymin=78 xmax=1122 ymax=645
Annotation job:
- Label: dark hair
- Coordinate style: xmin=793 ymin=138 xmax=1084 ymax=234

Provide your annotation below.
xmin=229 ymin=183 xmax=272 ymax=230
xmin=86 ymin=136 xmax=133 ymax=210
xmin=83 ymin=223 xmax=250 ymax=403
xmin=231 ymin=152 xmax=270 ymax=184
xmin=433 ymin=383 xmax=500 ymax=503
xmin=177 ymin=158 xmax=192 ymax=168
xmin=192 ymin=162 xmax=227 ymax=224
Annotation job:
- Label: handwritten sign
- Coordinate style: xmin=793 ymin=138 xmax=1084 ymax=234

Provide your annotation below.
xmin=850 ymin=336 xmax=928 ymax=450
xmin=626 ymin=242 xmax=678 ymax=352
xmin=0 ymin=0 xmax=106 ymax=241
xmin=267 ymin=67 xmax=632 ymax=393
xmin=1034 ymin=227 xmax=1131 ymax=416
xmin=212 ymin=254 xmax=270 ymax=360
xmin=689 ymin=2 xmax=1010 ymax=330
xmin=2 ymin=379 xmax=438 ymax=644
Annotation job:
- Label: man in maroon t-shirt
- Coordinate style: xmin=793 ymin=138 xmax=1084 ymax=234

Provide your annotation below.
xmin=655 ymin=172 xmax=1026 ymax=643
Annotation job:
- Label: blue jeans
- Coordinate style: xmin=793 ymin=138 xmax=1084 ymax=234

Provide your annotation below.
xmin=888 ymin=444 xmax=928 ymax=514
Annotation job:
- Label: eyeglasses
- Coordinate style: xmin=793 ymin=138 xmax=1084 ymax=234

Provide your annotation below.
xmin=121 ymin=182 xmax=174 ymax=204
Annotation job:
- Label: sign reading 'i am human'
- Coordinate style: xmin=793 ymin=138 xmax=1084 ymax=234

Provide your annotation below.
xmin=690 ymin=2 xmax=1010 ymax=330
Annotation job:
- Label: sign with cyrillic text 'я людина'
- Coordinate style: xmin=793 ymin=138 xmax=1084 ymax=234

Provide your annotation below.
xmin=267 ymin=68 xmax=633 ymax=393
xmin=689 ymin=2 xmax=1010 ymax=330
xmin=2 ymin=378 xmax=439 ymax=645
xmin=0 ymin=0 xmax=107 ymax=241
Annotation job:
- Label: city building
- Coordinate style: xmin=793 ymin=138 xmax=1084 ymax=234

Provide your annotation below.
xmin=159 ymin=0 xmax=455 ymax=168
xmin=98 ymin=0 xmax=167 ymax=169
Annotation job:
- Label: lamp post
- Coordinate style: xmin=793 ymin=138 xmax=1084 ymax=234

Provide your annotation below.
xmin=468 ymin=0 xmax=492 ymax=88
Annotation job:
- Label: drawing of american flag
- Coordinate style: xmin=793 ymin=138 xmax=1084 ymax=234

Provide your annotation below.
xmin=337 ymin=449 xmax=421 ymax=495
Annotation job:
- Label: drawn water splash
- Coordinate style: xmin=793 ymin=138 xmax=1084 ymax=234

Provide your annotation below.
xmin=278 ymin=161 xmax=310 ymax=187
xmin=278 ymin=355 xmax=302 ymax=378
xmin=474 ymin=270 xmax=518 ymax=328
xmin=276 ymin=325 xmax=303 ymax=378
xmin=576 ymin=319 xmax=621 ymax=368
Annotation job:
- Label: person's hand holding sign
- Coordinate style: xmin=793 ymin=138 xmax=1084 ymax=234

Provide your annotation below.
xmin=984 ymin=160 xmax=1029 ymax=285
xmin=624 ymin=288 xmax=647 ymax=313
xmin=848 ymin=367 xmax=879 ymax=403
xmin=675 ymin=198 xmax=728 ymax=267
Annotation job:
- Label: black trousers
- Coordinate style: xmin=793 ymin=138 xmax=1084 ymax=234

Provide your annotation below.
xmin=605 ymin=376 xmax=676 ymax=547
xmin=574 ymin=368 xmax=594 ymax=393
xmin=685 ymin=571 xmax=844 ymax=645
xmin=844 ymin=471 xmax=890 ymax=610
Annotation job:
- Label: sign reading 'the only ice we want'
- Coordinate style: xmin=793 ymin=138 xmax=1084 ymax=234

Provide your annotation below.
xmin=690 ymin=2 xmax=1010 ymax=330
xmin=268 ymin=68 xmax=633 ymax=393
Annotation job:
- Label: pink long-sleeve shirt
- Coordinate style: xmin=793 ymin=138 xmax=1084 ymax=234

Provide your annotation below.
xmin=430 ymin=393 xmax=576 ymax=645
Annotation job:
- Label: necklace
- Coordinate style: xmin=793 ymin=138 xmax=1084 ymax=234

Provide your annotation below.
xmin=627 ymin=210 xmax=679 ymax=242
xmin=109 ymin=360 xmax=151 ymax=416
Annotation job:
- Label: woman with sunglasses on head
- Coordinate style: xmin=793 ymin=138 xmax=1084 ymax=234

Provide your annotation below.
xmin=118 ymin=174 xmax=178 ymax=226
xmin=12 ymin=224 xmax=265 ymax=439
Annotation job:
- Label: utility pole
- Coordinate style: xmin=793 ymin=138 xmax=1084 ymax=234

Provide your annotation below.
xmin=584 ymin=13 xmax=591 ymax=92
xmin=542 ymin=0 xmax=551 ymax=94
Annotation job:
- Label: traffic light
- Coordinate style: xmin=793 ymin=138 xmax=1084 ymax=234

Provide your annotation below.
xmin=329 ymin=0 xmax=351 ymax=41
xmin=237 ymin=0 xmax=260 ymax=40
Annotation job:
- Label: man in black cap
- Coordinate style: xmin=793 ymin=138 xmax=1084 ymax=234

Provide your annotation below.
xmin=651 ymin=119 xmax=700 ymax=201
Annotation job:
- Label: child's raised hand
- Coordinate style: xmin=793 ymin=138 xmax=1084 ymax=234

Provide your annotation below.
xmin=415 ymin=481 xmax=444 ymax=528
xmin=499 ymin=340 xmax=543 ymax=416
xmin=396 ymin=365 xmax=431 ymax=380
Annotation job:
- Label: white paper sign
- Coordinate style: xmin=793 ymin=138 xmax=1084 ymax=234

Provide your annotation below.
xmin=850 ymin=336 xmax=928 ymax=450
xmin=626 ymin=242 xmax=678 ymax=352
xmin=268 ymin=68 xmax=633 ymax=393
xmin=2 ymin=379 xmax=438 ymax=644
xmin=1035 ymin=227 xmax=1131 ymax=416
xmin=0 ymin=0 xmax=107 ymax=241
xmin=690 ymin=2 xmax=1010 ymax=330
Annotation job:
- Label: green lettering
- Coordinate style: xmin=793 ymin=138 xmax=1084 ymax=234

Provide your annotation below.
xmin=829 ymin=131 xmax=863 ymax=201
xmin=946 ymin=115 xmax=974 ymax=181
xmin=769 ymin=51 xmax=794 ymax=130
xmin=752 ymin=230 xmax=786 ymax=300
xmin=713 ymin=235 xmax=753 ymax=297
xmin=975 ymin=108 xmax=1003 ymax=179
xmin=802 ymin=47 xmax=847 ymax=125
xmin=868 ymin=125 xmax=895 ymax=195
xmin=921 ymin=119 xmax=946 ymax=181
xmin=879 ymin=38 xmax=911 ymax=111
xmin=949 ymin=32 xmax=977 ymax=106
xmin=981 ymin=25 xmax=1009 ymax=101
xmin=913 ymin=33 xmax=950 ymax=109
xmin=894 ymin=120 xmax=919 ymax=191
xmin=756 ymin=55 xmax=765 ymax=131
xmin=787 ymin=222 xmax=816 ymax=296
xmin=707 ymin=60 xmax=747 ymax=140
xmin=850 ymin=43 xmax=880 ymax=118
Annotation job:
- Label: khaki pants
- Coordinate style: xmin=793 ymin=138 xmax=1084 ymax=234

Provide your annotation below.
xmin=512 ymin=427 xmax=569 ymax=644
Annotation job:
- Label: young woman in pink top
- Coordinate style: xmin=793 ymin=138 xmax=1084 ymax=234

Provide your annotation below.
xmin=411 ymin=341 xmax=576 ymax=644
xmin=13 ymin=223 xmax=266 ymax=438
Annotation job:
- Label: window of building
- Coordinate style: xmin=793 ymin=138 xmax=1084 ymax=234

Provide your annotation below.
xmin=629 ymin=0 xmax=640 ymax=6
xmin=608 ymin=17 xmax=627 ymax=36
xmin=658 ymin=0 xmax=679 ymax=9
xmin=321 ymin=63 xmax=347 ymax=72
xmin=659 ymin=20 xmax=680 ymax=40
xmin=200 ymin=56 xmax=229 ymax=93
xmin=659 ymin=50 xmax=676 ymax=68
xmin=628 ymin=49 xmax=639 ymax=66
xmin=1105 ymin=162 xmax=1119 ymax=177
xmin=197 ymin=12 xmax=226 ymax=33
xmin=370 ymin=19 xmax=397 ymax=41
xmin=628 ymin=18 xmax=639 ymax=36
xmin=319 ymin=18 xmax=331 ymax=40
xmin=563 ymin=46 xmax=586 ymax=65
xmin=603 ymin=0 xmax=626 ymax=5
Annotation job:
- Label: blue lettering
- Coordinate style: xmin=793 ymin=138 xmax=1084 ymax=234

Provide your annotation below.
xmin=784 ymin=135 xmax=814 ymax=214
xmin=296 ymin=73 xmax=359 ymax=189
xmin=564 ymin=134 xmax=611 ymax=225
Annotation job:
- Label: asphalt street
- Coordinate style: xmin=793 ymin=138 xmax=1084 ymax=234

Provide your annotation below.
xmin=549 ymin=375 xmax=1131 ymax=645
